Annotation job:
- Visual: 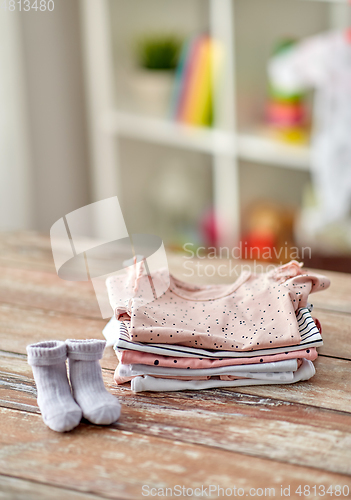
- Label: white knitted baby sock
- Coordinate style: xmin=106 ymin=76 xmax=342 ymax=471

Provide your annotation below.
xmin=66 ymin=339 xmax=121 ymax=425
xmin=26 ymin=341 xmax=82 ymax=432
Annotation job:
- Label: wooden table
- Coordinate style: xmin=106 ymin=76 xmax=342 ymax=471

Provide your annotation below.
xmin=0 ymin=232 xmax=351 ymax=500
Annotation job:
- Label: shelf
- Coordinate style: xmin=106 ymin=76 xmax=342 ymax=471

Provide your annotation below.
xmin=82 ymin=0 xmax=344 ymax=249
xmin=101 ymin=110 xmax=311 ymax=171
xmin=101 ymin=110 xmax=234 ymax=155
xmin=237 ymin=132 xmax=310 ymax=171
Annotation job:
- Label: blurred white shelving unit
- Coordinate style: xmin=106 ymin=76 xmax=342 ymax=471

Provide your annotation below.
xmin=80 ymin=0 xmax=348 ymax=245
xmin=101 ymin=110 xmax=311 ymax=170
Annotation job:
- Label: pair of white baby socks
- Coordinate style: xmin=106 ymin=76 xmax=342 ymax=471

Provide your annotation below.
xmin=26 ymin=339 xmax=121 ymax=432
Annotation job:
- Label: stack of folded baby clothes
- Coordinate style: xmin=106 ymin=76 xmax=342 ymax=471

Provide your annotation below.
xmin=103 ymin=260 xmax=330 ymax=393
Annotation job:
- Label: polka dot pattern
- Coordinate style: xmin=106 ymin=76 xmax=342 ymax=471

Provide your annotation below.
xmin=117 ymin=346 xmax=319 ymax=369
xmin=107 ymin=261 xmax=330 ymax=353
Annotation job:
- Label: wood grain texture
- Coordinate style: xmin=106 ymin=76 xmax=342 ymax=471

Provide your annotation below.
xmin=2 ymin=343 xmax=351 ymax=414
xmin=0 ymin=232 xmax=56 ymax=273
xmin=0 ymin=303 xmax=116 ymax=370
xmin=1 ymin=233 xmax=351 ymax=498
xmin=308 ymin=269 xmax=351 ymax=314
xmin=0 ymin=475 xmax=112 ymax=500
xmin=0 ymin=299 xmax=350 ymax=377
xmin=168 ymin=254 xmax=351 ymax=313
xmin=0 ymin=266 xmax=102 ymax=318
xmin=0 ymin=298 xmax=350 ymax=365
xmin=1 ymin=407 xmax=351 ymax=500
xmin=0 ymin=233 xmax=350 ymax=316
xmin=233 ymin=356 xmax=351 ymax=411
xmin=2 ymin=354 xmax=351 ymax=475
xmin=314 ymin=308 xmax=351 ymax=360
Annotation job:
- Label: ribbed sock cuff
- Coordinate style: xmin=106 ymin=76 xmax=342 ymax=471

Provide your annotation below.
xmin=66 ymin=339 xmax=106 ymax=361
xmin=26 ymin=341 xmax=67 ymax=366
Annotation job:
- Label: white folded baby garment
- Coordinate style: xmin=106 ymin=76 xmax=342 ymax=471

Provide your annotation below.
xmin=130 ymin=359 xmax=315 ymax=393
xmin=118 ymin=363 xmax=295 ymax=382
xmin=118 ymin=358 xmax=298 ymax=382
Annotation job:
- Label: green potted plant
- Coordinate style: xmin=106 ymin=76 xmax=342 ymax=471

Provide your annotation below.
xmin=130 ymin=34 xmax=182 ymax=116
xmin=136 ymin=35 xmax=181 ymax=71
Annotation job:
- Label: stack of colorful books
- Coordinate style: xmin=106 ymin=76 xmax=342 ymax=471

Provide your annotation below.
xmin=170 ymin=34 xmax=223 ymax=127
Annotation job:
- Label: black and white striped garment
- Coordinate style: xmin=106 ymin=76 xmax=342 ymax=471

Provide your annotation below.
xmin=112 ymin=306 xmax=322 ymax=359
xmin=296 ymin=307 xmax=321 ymax=346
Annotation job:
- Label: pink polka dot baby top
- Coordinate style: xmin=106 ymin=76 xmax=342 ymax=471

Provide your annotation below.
xmin=106 ymin=260 xmax=330 ymax=353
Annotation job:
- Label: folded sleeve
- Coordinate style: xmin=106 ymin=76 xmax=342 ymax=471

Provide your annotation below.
xmin=268 ymin=260 xmax=330 ymax=310
xmin=284 ymin=272 xmax=331 ymax=310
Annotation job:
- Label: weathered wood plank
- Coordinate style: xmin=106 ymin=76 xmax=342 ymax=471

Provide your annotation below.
xmin=0 ymin=233 xmax=350 ymax=317
xmin=0 ymin=353 xmax=45 ymax=414
xmin=0 ymin=303 xmax=116 ymax=370
xmin=1 ymin=407 xmax=351 ymax=500
xmin=0 ymin=354 xmax=115 ymax=413
xmin=176 ymin=266 xmax=351 ymax=317
xmin=314 ymin=308 xmax=351 ymax=360
xmin=0 ymin=266 xmax=102 ymax=318
xmin=0 ymin=300 xmax=350 ymax=375
xmin=168 ymin=254 xmax=351 ymax=313
xmin=0 ymin=475 xmax=113 ymax=500
xmin=114 ymin=391 xmax=351 ymax=476
xmin=0 ymin=232 xmax=56 ymax=273
xmin=1 ymin=332 xmax=351 ymax=414
xmin=1 ymin=233 xmax=351 ymax=495
xmin=233 ymin=356 xmax=351 ymax=412
xmin=2 ymin=354 xmax=351 ymax=475
xmin=308 ymin=270 xmax=351 ymax=314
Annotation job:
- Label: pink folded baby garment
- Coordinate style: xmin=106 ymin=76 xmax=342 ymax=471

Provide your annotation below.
xmin=107 ymin=260 xmax=330 ymax=352
xmin=106 ymin=261 xmax=330 ymax=392
xmin=117 ymin=346 xmax=318 ymax=369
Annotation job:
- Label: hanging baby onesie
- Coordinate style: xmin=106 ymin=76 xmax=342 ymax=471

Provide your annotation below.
xmin=268 ymin=31 xmax=351 ymax=227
